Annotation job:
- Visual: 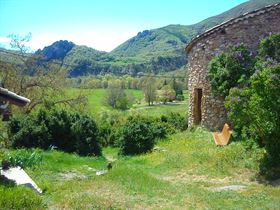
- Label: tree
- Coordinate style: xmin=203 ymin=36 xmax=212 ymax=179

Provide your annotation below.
xmin=0 ymin=33 xmax=87 ymax=113
xmin=142 ymin=75 xmax=157 ymax=106
xmin=158 ymin=85 xmax=176 ymax=104
xmin=104 ymin=81 xmax=132 ymax=110
xmin=171 ymin=76 xmax=184 ymax=98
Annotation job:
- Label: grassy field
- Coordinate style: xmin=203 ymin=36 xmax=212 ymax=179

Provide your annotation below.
xmin=66 ymin=88 xmax=188 ymax=118
xmin=130 ymin=102 xmax=188 ymax=118
xmin=3 ymin=128 xmax=279 ymax=209
xmin=66 ymin=88 xmax=143 ymax=115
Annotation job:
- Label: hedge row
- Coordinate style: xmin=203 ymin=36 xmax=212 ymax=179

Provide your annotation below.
xmin=8 ymin=109 xmax=101 ymax=156
xmin=8 ymin=109 xmax=187 ymax=156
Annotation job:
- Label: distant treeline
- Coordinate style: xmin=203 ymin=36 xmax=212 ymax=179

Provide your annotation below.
xmin=67 ymin=74 xmax=187 ymax=90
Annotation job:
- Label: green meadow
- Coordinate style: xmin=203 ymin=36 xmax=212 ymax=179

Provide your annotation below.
xmin=66 ymin=88 xmax=188 ymax=117
xmin=2 ymin=128 xmax=279 ymax=209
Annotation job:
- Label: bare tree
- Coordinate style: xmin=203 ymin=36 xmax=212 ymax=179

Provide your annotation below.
xmin=0 ymin=33 xmax=87 ymax=113
xmin=104 ymin=81 xmax=132 ymax=110
xmin=142 ymin=75 xmax=156 ymax=106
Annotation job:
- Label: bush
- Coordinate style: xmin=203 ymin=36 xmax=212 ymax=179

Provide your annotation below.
xmin=223 ymin=34 xmax=280 ymax=173
xmin=97 ymin=111 xmax=126 ymax=147
xmin=10 ymin=117 xmax=51 ymax=150
xmin=207 ymin=44 xmax=255 ymax=97
xmin=226 ymin=64 xmax=280 ymax=172
xmin=225 ymin=87 xmax=252 ymax=141
xmin=118 ymin=116 xmax=159 ymax=155
xmin=8 ymin=109 xmax=101 ymax=156
xmin=72 ymin=116 xmax=101 ymax=156
xmin=258 ymin=33 xmax=280 ymax=62
xmin=160 ymin=112 xmax=188 ymax=131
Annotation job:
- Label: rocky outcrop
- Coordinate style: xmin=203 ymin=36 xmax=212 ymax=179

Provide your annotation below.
xmin=36 ymin=40 xmax=75 ymax=61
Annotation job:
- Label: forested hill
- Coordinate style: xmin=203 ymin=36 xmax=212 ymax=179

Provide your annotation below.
xmin=2 ymin=0 xmax=280 ymax=77
xmin=112 ymin=0 xmax=280 ymax=60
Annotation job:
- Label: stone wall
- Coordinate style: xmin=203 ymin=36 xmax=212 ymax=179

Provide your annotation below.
xmin=187 ymin=4 xmax=280 ymax=130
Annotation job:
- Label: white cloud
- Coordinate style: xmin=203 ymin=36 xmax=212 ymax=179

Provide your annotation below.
xmin=26 ymin=33 xmax=63 ymax=51
xmin=0 ymin=28 xmax=137 ymax=52
xmin=21 ymin=30 xmax=135 ymax=52
xmin=0 ymin=37 xmax=11 ymax=49
xmin=66 ymin=30 xmax=135 ymax=52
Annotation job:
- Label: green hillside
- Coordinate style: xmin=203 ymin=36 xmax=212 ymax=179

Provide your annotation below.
xmin=63 ymin=0 xmax=280 ymax=76
xmin=111 ymin=25 xmax=196 ymax=59
xmin=112 ymin=0 xmax=280 ymax=61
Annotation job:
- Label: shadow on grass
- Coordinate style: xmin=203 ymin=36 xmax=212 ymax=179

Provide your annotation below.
xmin=257 ymin=156 xmax=280 ymax=185
xmin=0 ymin=175 xmax=16 ymax=187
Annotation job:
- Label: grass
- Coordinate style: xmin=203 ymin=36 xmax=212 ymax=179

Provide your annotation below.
xmin=3 ymin=128 xmax=279 ymax=209
xmin=66 ymin=88 xmax=143 ymax=115
xmin=129 ymin=90 xmax=188 ymax=117
xmin=66 ymin=88 xmax=189 ymax=118
xmin=130 ymin=102 xmax=188 ymax=118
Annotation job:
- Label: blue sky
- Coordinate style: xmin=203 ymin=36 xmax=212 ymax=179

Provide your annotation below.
xmin=0 ymin=0 xmax=247 ymax=52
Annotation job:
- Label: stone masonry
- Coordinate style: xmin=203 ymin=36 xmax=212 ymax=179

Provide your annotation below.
xmin=185 ymin=3 xmax=280 ymax=130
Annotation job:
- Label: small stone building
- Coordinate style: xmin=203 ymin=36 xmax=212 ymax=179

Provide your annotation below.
xmin=185 ymin=3 xmax=280 ymax=130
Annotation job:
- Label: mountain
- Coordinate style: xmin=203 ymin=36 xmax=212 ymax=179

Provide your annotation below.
xmin=35 ymin=40 xmax=75 ymax=61
xmin=112 ymin=0 xmax=280 ymax=64
xmin=2 ymin=0 xmax=280 ymax=76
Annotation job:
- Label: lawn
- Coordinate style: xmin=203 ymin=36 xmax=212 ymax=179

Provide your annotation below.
xmin=2 ymin=128 xmax=279 ymax=209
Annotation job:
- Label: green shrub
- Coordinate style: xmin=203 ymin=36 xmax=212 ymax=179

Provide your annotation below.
xmin=46 ymin=109 xmax=77 ymax=152
xmin=258 ymin=33 xmax=280 ymax=62
xmin=8 ymin=109 xmax=101 ymax=156
xmin=223 ymin=35 xmax=280 ymax=174
xmin=97 ymin=111 xmax=126 ymax=147
xmin=10 ymin=117 xmax=51 ymax=150
xmin=118 ymin=116 xmax=158 ymax=155
xmin=249 ymin=64 xmax=280 ymax=165
xmin=160 ymin=112 xmax=188 ymax=131
xmin=207 ymin=44 xmax=255 ymax=97
xmin=225 ymin=87 xmax=252 ymax=141
xmin=226 ymin=64 xmax=280 ymax=174
xmin=72 ymin=116 xmax=101 ymax=156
